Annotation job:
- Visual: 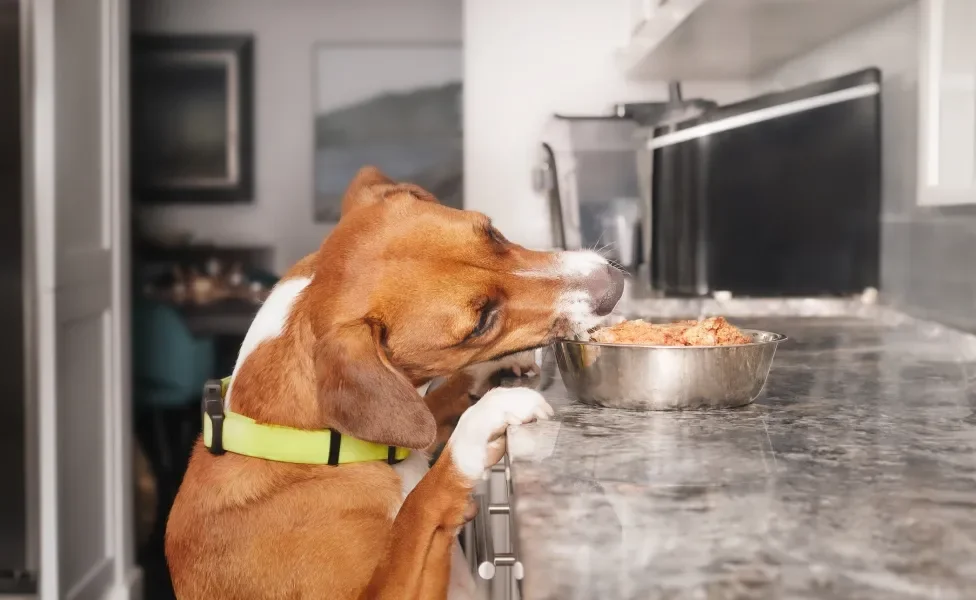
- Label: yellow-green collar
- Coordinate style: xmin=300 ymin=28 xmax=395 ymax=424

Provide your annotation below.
xmin=202 ymin=377 xmax=410 ymax=465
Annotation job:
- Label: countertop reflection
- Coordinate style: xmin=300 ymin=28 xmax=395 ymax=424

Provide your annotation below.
xmin=508 ymin=314 xmax=976 ymax=600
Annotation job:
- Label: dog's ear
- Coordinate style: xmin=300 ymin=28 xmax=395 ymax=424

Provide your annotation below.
xmin=315 ymin=319 xmax=436 ymax=449
xmin=341 ymin=166 xmax=439 ymax=217
xmin=341 ymin=166 xmax=394 ymax=216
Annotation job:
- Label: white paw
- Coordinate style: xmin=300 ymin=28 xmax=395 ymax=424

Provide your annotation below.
xmin=448 ymin=387 xmax=553 ymax=482
xmin=465 ymin=351 xmax=540 ymax=397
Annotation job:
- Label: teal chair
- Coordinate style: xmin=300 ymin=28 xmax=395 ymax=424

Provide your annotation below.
xmin=132 ymin=295 xmax=216 ymax=560
xmin=132 ymin=297 xmax=215 ymax=411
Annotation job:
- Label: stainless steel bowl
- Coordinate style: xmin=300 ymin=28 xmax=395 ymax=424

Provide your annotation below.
xmin=553 ymin=330 xmax=787 ymax=410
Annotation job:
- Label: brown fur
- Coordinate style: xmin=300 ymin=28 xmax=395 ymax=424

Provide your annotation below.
xmin=166 ymin=166 xmax=601 ymax=599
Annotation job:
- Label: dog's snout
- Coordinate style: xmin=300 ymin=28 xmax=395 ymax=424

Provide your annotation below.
xmin=585 ymin=265 xmax=625 ymax=316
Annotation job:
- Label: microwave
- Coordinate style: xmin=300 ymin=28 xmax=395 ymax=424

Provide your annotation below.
xmin=642 ymin=68 xmax=882 ymax=297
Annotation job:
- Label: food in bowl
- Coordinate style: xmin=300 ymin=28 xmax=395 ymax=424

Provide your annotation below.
xmin=590 ymin=316 xmax=752 ymax=347
xmin=555 ymin=323 xmax=787 ymax=410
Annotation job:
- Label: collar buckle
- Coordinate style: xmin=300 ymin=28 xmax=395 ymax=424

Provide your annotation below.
xmin=203 ymin=380 xmax=226 ymax=455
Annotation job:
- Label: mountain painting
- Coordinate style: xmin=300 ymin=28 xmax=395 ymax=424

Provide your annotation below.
xmin=313 ymin=44 xmax=463 ymax=221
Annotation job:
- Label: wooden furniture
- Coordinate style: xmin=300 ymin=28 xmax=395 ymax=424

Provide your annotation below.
xmin=135 ymin=242 xmax=276 ymax=337
xmin=173 ymin=299 xmax=263 ymax=338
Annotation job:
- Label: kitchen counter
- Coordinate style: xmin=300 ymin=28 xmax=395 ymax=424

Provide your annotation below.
xmin=506 ymin=311 xmax=976 ymax=599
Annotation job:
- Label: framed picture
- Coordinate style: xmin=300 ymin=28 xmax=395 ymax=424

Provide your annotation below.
xmin=313 ymin=43 xmax=463 ymax=221
xmin=131 ymin=34 xmax=255 ymax=203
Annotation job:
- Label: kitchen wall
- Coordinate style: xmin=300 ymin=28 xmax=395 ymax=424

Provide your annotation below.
xmin=761 ymin=2 xmax=976 ymax=331
xmin=135 ymin=0 xmax=972 ymax=328
xmin=463 ymin=0 xmax=752 ymax=249
xmin=132 ymin=0 xmax=462 ymax=273
xmin=137 ymin=0 xmax=752 ymax=267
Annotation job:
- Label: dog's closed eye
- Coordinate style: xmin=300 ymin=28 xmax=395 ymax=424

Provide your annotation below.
xmin=466 ymin=298 xmax=500 ymax=341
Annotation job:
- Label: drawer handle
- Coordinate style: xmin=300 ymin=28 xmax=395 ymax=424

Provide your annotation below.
xmin=488 ymin=503 xmax=510 ymax=515
xmin=471 ymin=495 xmax=523 ymax=581
xmin=495 ymin=553 xmax=524 ymax=580
xmin=472 ymin=494 xmax=496 ymax=579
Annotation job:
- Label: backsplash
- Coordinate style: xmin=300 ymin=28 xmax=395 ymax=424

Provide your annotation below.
xmin=887 ymin=209 xmax=976 ymax=332
xmin=762 ymin=3 xmax=976 ymax=332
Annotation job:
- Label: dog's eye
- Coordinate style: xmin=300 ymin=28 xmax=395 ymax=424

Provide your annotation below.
xmin=468 ymin=303 xmax=499 ymax=340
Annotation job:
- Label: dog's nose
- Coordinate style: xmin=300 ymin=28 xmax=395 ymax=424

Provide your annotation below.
xmin=585 ymin=265 xmax=625 ymax=316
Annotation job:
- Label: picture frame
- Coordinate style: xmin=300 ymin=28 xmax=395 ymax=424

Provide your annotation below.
xmin=131 ymin=34 xmax=255 ymax=204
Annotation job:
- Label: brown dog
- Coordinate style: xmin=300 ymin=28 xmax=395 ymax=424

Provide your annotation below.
xmin=165 ymin=167 xmax=624 ymax=599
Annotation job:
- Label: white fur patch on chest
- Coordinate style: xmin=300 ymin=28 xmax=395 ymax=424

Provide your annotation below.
xmin=225 ymin=276 xmax=312 ymax=408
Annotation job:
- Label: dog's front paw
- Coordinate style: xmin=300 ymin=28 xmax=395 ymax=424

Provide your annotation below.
xmin=465 ymin=351 xmax=540 ymax=398
xmin=447 ymin=387 xmax=553 ymax=483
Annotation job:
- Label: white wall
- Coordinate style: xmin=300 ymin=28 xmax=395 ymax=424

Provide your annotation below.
xmin=132 ymin=0 xmax=462 ymax=273
xmin=463 ymin=0 xmax=753 ymax=249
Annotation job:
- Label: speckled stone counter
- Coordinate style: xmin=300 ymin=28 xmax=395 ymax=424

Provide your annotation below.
xmin=507 ymin=313 xmax=976 ymax=600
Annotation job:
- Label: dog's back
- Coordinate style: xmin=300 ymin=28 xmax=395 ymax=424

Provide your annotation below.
xmin=168 ymin=448 xmax=402 ymax=598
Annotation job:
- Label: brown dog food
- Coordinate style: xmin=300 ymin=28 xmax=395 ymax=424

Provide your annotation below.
xmin=591 ymin=316 xmax=751 ymax=346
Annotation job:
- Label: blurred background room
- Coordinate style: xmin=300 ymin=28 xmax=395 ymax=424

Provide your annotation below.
xmin=5 ymin=0 xmax=976 ymax=599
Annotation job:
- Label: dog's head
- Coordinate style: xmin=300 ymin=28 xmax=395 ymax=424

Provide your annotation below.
xmin=300 ymin=167 xmax=623 ymax=449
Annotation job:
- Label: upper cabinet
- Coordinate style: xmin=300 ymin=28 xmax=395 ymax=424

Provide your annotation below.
xmin=617 ymin=0 xmax=913 ymax=80
xmin=917 ymin=0 xmax=976 ymax=206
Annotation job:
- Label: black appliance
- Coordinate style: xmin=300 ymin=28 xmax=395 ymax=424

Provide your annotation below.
xmin=646 ymin=68 xmax=882 ymax=297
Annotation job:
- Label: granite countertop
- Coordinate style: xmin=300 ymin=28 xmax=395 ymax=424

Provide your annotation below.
xmin=506 ymin=311 xmax=976 ymax=600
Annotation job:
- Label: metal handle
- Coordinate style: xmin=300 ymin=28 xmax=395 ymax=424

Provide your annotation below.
xmin=495 ymin=554 xmax=524 ymax=581
xmin=531 ymin=160 xmax=552 ymax=193
xmin=488 ymin=503 xmax=510 ymax=515
xmin=471 ymin=494 xmax=524 ymax=582
xmin=472 ymin=494 xmax=495 ymax=579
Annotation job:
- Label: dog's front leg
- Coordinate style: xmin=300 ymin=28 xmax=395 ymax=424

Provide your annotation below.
xmin=360 ymin=387 xmax=552 ymax=600
xmin=465 ymin=350 xmax=541 ymax=398
xmin=423 ymin=373 xmax=475 ymax=448
xmin=424 ymin=351 xmax=541 ymax=448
